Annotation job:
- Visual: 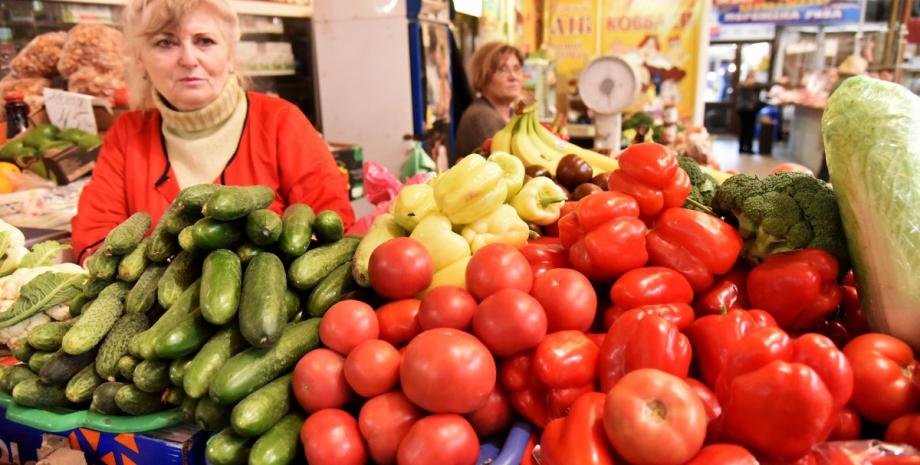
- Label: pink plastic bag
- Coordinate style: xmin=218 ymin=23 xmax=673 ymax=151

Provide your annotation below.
xmin=814 ymin=441 xmax=920 ymax=465
xmin=346 ymin=162 xmax=434 ymax=235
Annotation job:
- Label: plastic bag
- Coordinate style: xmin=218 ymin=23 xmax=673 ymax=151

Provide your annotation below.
xmin=57 ymin=24 xmax=124 ymax=78
xmin=67 ymin=68 xmax=125 ymax=99
xmin=814 ymin=441 xmax=920 ymax=464
xmin=400 ymin=141 xmax=437 ymax=182
xmin=10 ymin=32 xmax=67 ymax=79
xmin=346 ymin=161 xmax=434 ymax=235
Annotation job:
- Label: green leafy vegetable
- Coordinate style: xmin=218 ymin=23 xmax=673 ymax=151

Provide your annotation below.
xmin=19 ymin=241 xmax=71 ymax=269
xmin=0 ymin=272 xmax=86 ymax=328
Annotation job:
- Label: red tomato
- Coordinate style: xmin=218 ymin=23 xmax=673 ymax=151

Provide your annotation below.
xmin=369 ymin=237 xmax=433 ymax=299
xmin=604 ymin=369 xmax=707 ymax=465
xmin=464 ymin=384 xmax=513 ymax=437
xmin=530 ymin=268 xmax=597 ymax=332
xmin=532 ymin=331 xmax=599 ymax=388
xmin=843 ymin=333 xmax=920 ymax=424
xmin=771 ymin=163 xmax=815 ymax=176
xmin=685 ymin=378 xmax=722 ymax=427
xmin=466 ymin=243 xmax=533 ymax=301
xmin=320 ymin=300 xmax=379 ymax=355
xmin=610 ymin=267 xmax=694 ymax=309
xmin=396 ymin=414 xmax=480 ymax=465
xmin=473 ymin=289 xmax=547 ymax=357
xmin=499 ymin=351 xmax=538 ymax=392
xmin=377 ymin=299 xmax=422 ymax=347
xmin=292 ymin=349 xmax=352 ymax=412
xmin=301 ymin=409 xmax=367 ymax=465
xmin=686 ymin=444 xmax=759 ymax=465
xmin=828 ymin=406 xmax=861 ymax=441
xmin=400 ymin=328 xmax=497 ymax=414
xmin=358 ymin=391 xmax=424 ymax=465
xmin=418 ymin=286 xmax=478 ymax=331
xmin=604 ymin=303 xmax=696 ymax=332
xmin=886 ymin=413 xmax=920 ymax=450
xmin=546 ymin=383 xmax=595 ymax=419
xmin=343 ymin=340 xmax=401 ymax=398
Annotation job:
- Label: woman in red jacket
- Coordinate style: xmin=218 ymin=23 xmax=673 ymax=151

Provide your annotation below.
xmin=71 ymin=0 xmax=355 ymax=261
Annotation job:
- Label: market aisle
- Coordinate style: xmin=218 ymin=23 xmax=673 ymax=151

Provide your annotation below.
xmin=711 ymin=135 xmax=791 ymax=177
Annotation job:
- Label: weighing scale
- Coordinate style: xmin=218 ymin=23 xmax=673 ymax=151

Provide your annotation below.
xmin=577 ymin=56 xmax=641 ymax=152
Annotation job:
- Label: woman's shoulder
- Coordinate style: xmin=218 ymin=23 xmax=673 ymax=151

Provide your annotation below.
xmin=246 ymin=91 xmax=303 ymax=119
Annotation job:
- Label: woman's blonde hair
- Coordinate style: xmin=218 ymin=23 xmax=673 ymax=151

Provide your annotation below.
xmin=122 ymin=0 xmax=242 ymax=110
xmin=469 ymin=42 xmax=525 ymax=94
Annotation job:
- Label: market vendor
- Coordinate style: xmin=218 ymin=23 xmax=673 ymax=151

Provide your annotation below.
xmin=455 ymin=42 xmax=524 ymax=158
xmin=71 ymin=0 xmax=354 ymax=261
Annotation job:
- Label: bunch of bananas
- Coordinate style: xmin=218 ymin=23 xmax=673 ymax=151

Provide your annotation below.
xmin=491 ymin=105 xmax=619 ymax=176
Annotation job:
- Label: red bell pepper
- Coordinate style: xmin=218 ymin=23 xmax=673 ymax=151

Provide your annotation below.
xmin=842 ymin=333 xmax=920 ymax=425
xmin=520 ymin=239 xmax=569 ymax=278
xmin=718 ymin=327 xmax=854 ymax=461
xmin=686 ymin=378 xmax=722 ymax=429
xmin=686 ymin=309 xmax=777 ymax=389
xmin=609 ymin=266 xmax=694 ymax=310
xmin=501 ymin=349 xmax=597 ymax=427
xmin=533 ymin=331 xmax=599 ymax=389
xmin=828 ymin=406 xmax=861 ymax=441
xmin=886 ymin=413 xmax=920 ymax=451
xmin=510 ymin=387 xmax=552 ymax=428
xmin=598 ymin=308 xmax=692 ymax=392
xmin=841 ymin=285 xmax=869 ymax=338
xmin=546 ymin=383 xmax=596 ymax=418
xmin=808 ymin=318 xmax=852 ymax=349
xmin=686 ymin=444 xmax=759 ymax=465
xmin=693 ymin=268 xmax=750 ymax=316
xmin=746 ymin=248 xmax=843 ymax=331
xmin=606 ymin=142 xmax=691 ymax=222
xmin=540 ymin=392 xmax=617 ymax=465
xmin=558 ymin=191 xmax=649 ymax=282
xmin=646 ymin=207 xmax=743 ymax=292
xmin=603 ymin=303 xmax=695 ymax=332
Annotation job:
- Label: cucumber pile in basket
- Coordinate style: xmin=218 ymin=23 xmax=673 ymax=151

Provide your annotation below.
xmin=0 ymin=184 xmax=359 ymax=465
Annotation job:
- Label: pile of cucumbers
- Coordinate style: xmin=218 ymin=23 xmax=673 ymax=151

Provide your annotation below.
xmin=0 ymin=184 xmax=361 ymax=465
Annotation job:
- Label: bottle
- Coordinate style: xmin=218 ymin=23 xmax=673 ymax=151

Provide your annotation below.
xmin=5 ymin=92 xmax=29 ymax=139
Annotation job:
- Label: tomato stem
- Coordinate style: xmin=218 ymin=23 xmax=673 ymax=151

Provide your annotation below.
xmin=644 ymin=399 xmax=668 ymax=422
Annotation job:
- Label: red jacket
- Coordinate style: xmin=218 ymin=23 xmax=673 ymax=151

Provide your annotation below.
xmin=72 ymin=92 xmax=355 ymax=261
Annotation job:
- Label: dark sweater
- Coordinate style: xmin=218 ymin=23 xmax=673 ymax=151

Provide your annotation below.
xmin=455 ymin=97 xmax=508 ymax=157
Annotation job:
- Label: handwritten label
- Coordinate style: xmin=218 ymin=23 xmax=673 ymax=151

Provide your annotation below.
xmin=42 ymin=89 xmax=98 ymax=135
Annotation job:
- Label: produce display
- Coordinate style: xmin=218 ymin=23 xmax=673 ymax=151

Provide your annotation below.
xmin=0 ymin=123 xmax=103 ymax=184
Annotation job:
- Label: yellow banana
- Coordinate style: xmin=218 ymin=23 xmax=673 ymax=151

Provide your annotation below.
xmin=530 ymin=116 xmax=620 ymax=174
xmin=511 ymin=118 xmax=557 ymax=175
xmin=524 ymin=112 xmax=566 ymax=164
xmin=490 ymin=114 xmax=518 ymax=154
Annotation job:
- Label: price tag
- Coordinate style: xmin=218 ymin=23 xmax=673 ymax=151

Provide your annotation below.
xmin=42 ymin=88 xmax=98 ymax=135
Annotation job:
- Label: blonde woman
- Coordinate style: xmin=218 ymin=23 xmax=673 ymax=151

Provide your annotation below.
xmin=71 ymin=0 xmax=353 ymax=261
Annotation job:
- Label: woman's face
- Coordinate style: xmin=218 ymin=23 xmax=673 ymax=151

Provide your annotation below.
xmin=140 ymin=6 xmax=232 ymax=111
xmin=484 ymin=53 xmax=523 ymax=104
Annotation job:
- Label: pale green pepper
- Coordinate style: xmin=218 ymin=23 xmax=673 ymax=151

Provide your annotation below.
xmin=510 ymin=176 xmax=569 ymax=225
xmin=488 ymin=151 xmax=525 ymax=201
xmin=419 ymin=256 xmax=471 ymax=298
xmin=433 ymin=154 xmax=507 ymax=225
xmin=392 ymin=184 xmax=439 ymax=232
xmin=461 ymin=204 xmax=530 ymax=253
xmin=410 ymin=213 xmax=472 ymax=271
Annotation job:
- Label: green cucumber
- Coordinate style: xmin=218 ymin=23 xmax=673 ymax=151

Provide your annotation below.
xmin=155 ymin=309 xmax=216 ymax=359
xmin=29 ymin=351 xmax=56 ymax=373
xmin=165 ymin=387 xmax=185 ymax=405
xmin=181 ymin=395 xmax=199 ymax=423
xmin=239 ymin=253 xmax=286 ymax=348
xmin=178 ymin=226 xmax=198 ymax=252
xmin=177 ymin=184 xmax=220 ymax=211
xmin=67 ymin=294 xmax=91 ymax=317
xmin=245 ymin=209 xmax=283 ymax=246
xmin=183 ymin=326 xmax=247 ymax=399
xmin=169 ymin=356 xmax=194 ymax=386
xmin=192 ymin=218 xmax=243 ymax=251
xmin=158 ymin=251 xmax=198 ymax=309
xmin=203 ymin=185 xmax=275 ymax=221
xmin=207 ymin=428 xmax=254 ymax=465
xmin=126 ymin=264 xmax=166 ymax=314
xmin=117 ymin=238 xmax=150 ymax=282
xmin=305 ymin=260 xmax=355 ymax=317
xmin=133 ymin=360 xmax=169 ymax=393
xmin=230 ymin=373 xmax=292 ymax=437
xmin=83 ymin=278 xmax=113 ymax=298
xmin=278 ymin=204 xmax=315 ymax=257
xmin=166 ymin=209 xmax=201 ymax=235
xmin=201 ymin=250 xmax=241 ymax=325
xmin=40 ymin=349 xmax=97 ymax=385
xmin=0 ymin=365 xmax=11 ymax=389
xmin=248 ymin=412 xmax=305 ymax=465
xmin=66 ymin=365 xmax=103 ymax=403
xmin=352 ymin=213 xmax=406 ymax=287
xmin=86 ymin=248 xmax=120 ymax=279
xmin=62 ymin=282 xmax=130 ymax=355
xmin=287 ymin=237 xmax=360 ymax=291
xmin=313 ymin=210 xmax=345 ymax=243
xmin=236 ymin=242 xmax=263 ymax=265
xmin=95 ymin=313 xmax=149 ymax=380
xmin=115 ymin=384 xmax=165 ymax=415
xmin=133 ymin=279 xmax=201 ymax=360
xmin=90 ymin=382 xmax=125 ymax=414
xmin=284 ymin=290 xmax=300 ymax=322
xmin=195 ymin=396 xmax=231 ymax=432
xmin=117 ymin=355 xmax=139 ymax=381
xmin=147 ymin=211 xmax=180 ymax=263
xmin=209 ymin=319 xmax=320 ymax=405
xmin=13 ymin=378 xmax=69 ymax=409
xmin=10 ymin=343 xmax=35 ymax=363
xmin=27 ymin=319 xmax=76 ymax=351
xmin=3 ymin=366 xmax=38 ymax=393
xmin=104 ymin=212 xmax=152 ymax=256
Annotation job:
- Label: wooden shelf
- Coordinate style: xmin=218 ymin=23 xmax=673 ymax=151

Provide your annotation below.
xmin=47 ymin=0 xmax=312 ymax=18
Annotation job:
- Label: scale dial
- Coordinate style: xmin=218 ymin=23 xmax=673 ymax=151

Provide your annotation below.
xmin=577 ymin=56 xmax=641 ymax=115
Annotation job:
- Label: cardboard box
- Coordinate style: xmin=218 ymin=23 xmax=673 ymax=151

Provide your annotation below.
xmin=0 ymin=409 xmax=208 ymax=465
xmin=329 ymin=143 xmax=364 ymax=201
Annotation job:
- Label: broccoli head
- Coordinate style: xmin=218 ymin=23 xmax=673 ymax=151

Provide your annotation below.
xmin=710 ymin=171 xmax=850 ymax=268
xmin=677 ymin=156 xmax=718 ymax=212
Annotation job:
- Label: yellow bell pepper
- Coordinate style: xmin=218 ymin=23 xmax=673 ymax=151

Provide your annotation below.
xmin=510 ymin=176 xmax=569 ymax=225
xmin=433 ymin=154 xmax=507 ymax=225
xmin=410 ymin=213 xmax=472 ymax=271
xmin=461 ymin=204 xmax=530 ymax=253
xmin=392 ymin=184 xmax=439 ymax=232
xmin=417 ymin=256 xmax=471 ymax=298
xmin=488 ymin=151 xmax=525 ymax=202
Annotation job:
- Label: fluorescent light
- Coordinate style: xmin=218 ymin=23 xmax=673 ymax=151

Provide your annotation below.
xmin=454 ymin=0 xmax=482 ymax=17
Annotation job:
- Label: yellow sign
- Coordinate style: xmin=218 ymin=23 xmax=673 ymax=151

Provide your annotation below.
xmin=599 ymin=0 xmax=707 ymax=120
xmin=544 ymin=0 xmax=598 ymax=77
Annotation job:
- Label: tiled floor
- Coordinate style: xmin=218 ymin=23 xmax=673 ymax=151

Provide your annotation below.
xmin=711 ymin=134 xmax=792 ymax=177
